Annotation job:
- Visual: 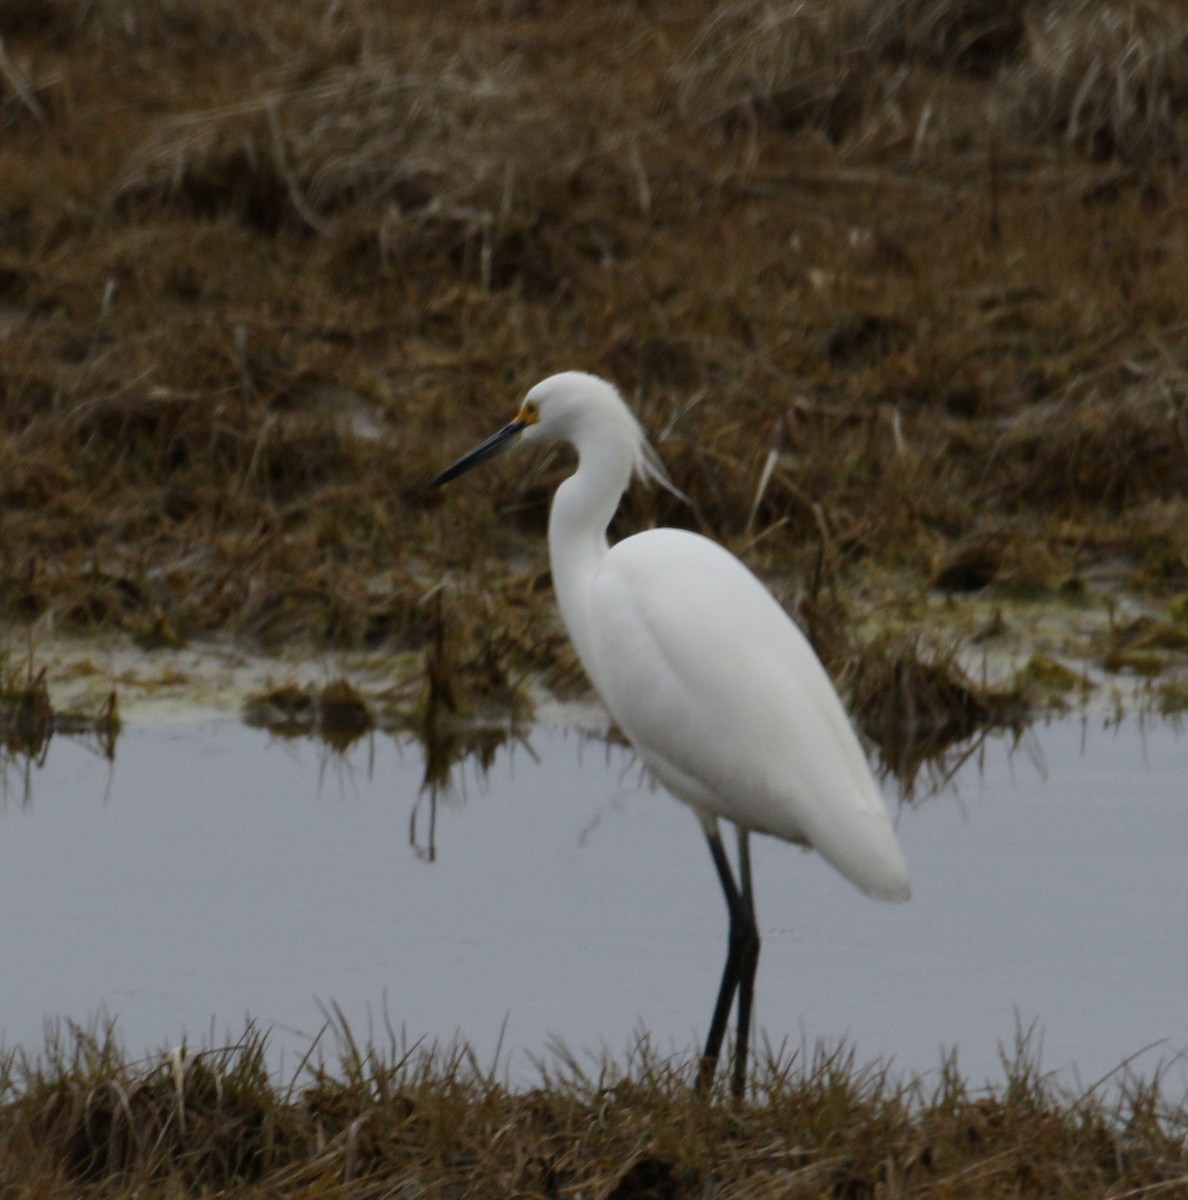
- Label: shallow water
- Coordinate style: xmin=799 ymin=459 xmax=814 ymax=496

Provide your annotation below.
xmin=2 ymin=713 xmax=1186 ymax=1094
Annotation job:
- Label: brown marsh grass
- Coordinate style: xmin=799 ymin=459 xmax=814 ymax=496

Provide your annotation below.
xmin=1012 ymin=0 xmax=1188 ymax=163
xmin=1 ymin=1020 xmax=1185 ymax=1199
xmin=0 ymin=648 xmax=119 ymax=763
xmin=2 ymin=0 xmax=1187 ymax=722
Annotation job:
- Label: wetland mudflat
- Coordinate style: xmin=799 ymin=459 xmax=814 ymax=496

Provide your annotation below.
xmin=1 ymin=713 xmax=1185 ymax=1092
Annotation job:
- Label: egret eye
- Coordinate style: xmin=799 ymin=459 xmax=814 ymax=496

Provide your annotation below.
xmin=520 ymin=400 xmax=540 ymax=424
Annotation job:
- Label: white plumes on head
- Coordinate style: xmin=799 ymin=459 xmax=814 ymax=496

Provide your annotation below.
xmin=526 ymin=371 xmax=689 ymax=507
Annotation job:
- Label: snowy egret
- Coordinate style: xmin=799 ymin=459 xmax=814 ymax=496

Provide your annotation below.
xmin=432 ymin=371 xmax=910 ymax=1097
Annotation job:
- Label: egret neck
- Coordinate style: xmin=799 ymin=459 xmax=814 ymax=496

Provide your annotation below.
xmin=546 ymin=416 xmax=637 ymax=685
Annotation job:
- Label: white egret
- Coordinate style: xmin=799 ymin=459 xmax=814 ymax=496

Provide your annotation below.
xmin=432 ymin=371 xmax=910 ymax=1097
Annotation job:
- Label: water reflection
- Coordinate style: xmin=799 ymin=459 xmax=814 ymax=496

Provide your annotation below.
xmin=409 ymin=720 xmax=528 ymax=862
xmin=1 ymin=662 xmax=119 ymax=805
xmin=1 ymin=710 xmax=1186 ymax=1097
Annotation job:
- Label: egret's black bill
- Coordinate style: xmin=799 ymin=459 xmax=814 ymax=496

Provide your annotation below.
xmin=431 ymin=419 xmax=525 ymax=488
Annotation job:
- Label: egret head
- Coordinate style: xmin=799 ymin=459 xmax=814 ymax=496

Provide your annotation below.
xmin=515 ymin=371 xmax=637 ymax=445
xmin=431 ymin=371 xmax=677 ymax=493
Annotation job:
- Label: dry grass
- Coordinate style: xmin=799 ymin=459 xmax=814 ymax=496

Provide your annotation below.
xmin=5 ymin=10 xmax=1188 ymax=1182
xmin=1011 ymin=0 xmax=1188 ymax=163
xmin=1 ymin=650 xmax=119 ymax=764
xmin=1 ymin=1021 xmax=1186 ymax=1199
xmin=679 ymin=0 xmax=1188 ymax=160
xmin=841 ymin=631 xmax=1027 ymax=788
xmin=990 ymin=376 xmax=1188 ymax=511
xmin=113 ymin=52 xmax=578 ymax=251
xmin=677 ymin=0 xmax=894 ymax=140
xmin=677 ymin=0 xmax=1025 ymax=142
xmin=0 ymin=0 xmax=254 ymax=46
xmin=2 ymin=0 xmax=1187 ymax=734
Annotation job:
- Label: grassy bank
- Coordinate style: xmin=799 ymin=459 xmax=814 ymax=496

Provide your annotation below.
xmin=2 ymin=1023 xmax=1186 ymax=1198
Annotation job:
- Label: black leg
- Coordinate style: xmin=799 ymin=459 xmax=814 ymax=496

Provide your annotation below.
xmin=696 ymin=821 xmax=761 ymax=1099
xmin=697 ymin=824 xmax=743 ymax=1091
xmin=731 ymin=827 xmax=760 ymax=1099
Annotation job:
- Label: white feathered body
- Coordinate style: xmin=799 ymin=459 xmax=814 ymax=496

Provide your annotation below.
xmin=533 ymin=372 xmax=910 ymax=904
xmin=580 ymin=530 xmax=909 ymax=901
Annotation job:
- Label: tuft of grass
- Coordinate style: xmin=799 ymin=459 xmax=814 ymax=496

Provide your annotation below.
xmin=112 ymin=39 xmax=641 ymax=299
xmin=677 ymin=0 xmax=890 ymax=141
xmin=1 ymin=651 xmax=120 ymax=764
xmin=243 ymin=676 xmax=373 ymax=751
xmin=678 ymin=0 xmax=1025 ymax=141
xmin=1 ymin=1022 xmax=292 ymax=1189
xmin=990 ymin=380 xmax=1188 ymax=513
xmin=1010 ymin=0 xmax=1188 ymax=163
xmin=1013 ymin=651 xmax=1097 ymax=710
xmin=840 ymin=631 xmax=1027 ymax=790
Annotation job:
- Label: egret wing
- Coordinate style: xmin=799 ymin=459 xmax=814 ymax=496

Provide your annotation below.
xmin=586 ymin=528 xmax=910 ymax=901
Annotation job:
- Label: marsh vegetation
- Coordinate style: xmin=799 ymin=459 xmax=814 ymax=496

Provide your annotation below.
xmin=2 ymin=1023 xmax=1187 ymax=1200
xmin=3 ymin=0 xmax=1188 ymax=1190
xmin=2 ymin=0 xmax=1186 ymax=713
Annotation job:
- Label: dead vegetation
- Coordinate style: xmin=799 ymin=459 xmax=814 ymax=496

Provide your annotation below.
xmin=243 ymin=676 xmax=374 ymax=752
xmin=0 ymin=651 xmax=119 ymax=764
xmin=0 ymin=0 xmax=255 ymax=47
xmin=0 ymin=1021 xmax=1185 ymax=1199
xmin=2 ymin=0 xmax=1188 ymax=737
xmin=677 ymin=0 xmax=1026 ymax=141
xmin=841 ymin=632 xmax=1027 ymax=786
xmin=113 ymin=52 xmax=577 ymax=250
xmin=680 ymin=0 xmax=1188 ymax=161
xmin=990 ymin=376 xmax=1188 ymax=512
xmin=1013 ymin=0 xmax=1188 ymax=163
xmin=4 ymin=7 xmax=1188 ymax=1178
